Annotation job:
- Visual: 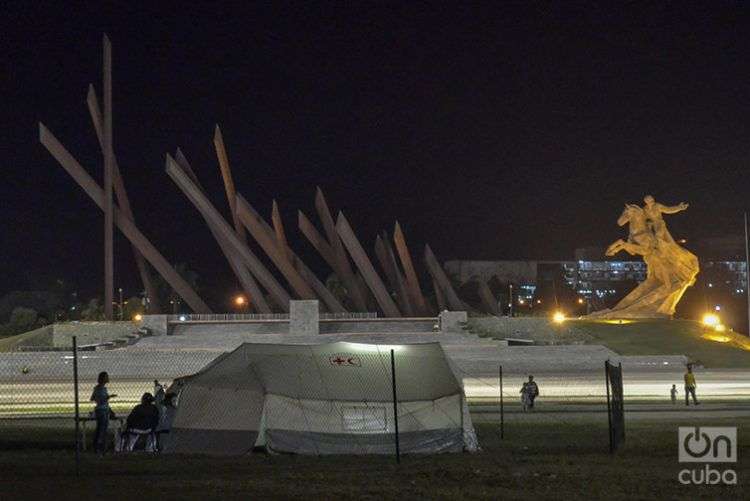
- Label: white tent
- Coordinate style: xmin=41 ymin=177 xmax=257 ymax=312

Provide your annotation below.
xmin=165 ymin=341 xmax=478 ymax=455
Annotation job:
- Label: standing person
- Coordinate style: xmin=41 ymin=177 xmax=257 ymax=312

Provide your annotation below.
xmin=520 ymin=382 xmax=531 ymax=412
xmin=90 ymin=371 xmax=117 ymax=454
xmin=154 ymin=380 xmax=165 ymax=413
xmin=526 ymin=375 xmax=539 ymax=409
xmin=684 ymin=365 xmax=699 ymax=406
xmin=153 ymin=380 xmax=165 ymax=403
xmin=670 ymin=384 xmax=678 ymax=404
xmin=156 ymin=393 xmax=178 ymax=451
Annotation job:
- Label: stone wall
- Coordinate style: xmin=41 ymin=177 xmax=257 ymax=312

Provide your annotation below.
xmin=52 ymin=321 xmax=137 ymax=348
xmin=320 ymin=319 xmax=436 ymax=334
xmin=468 ymin=316 xmax=593 ymax=344
xmin=439 ymin=311 xmax=467 ymax=333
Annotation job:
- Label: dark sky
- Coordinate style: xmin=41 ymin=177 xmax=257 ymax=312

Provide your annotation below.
xmin=3 ymin=3 xmax=750 ymax=303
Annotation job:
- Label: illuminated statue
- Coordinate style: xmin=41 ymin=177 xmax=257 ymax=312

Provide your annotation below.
xmin=589 ymin=196 xmax=699 ymax=319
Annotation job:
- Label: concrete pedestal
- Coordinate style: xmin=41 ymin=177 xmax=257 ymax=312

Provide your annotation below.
xmin=290 ymin=300 xmax=319 ymax=336
xmin=439 ymin=311 xmax=467 ymax=333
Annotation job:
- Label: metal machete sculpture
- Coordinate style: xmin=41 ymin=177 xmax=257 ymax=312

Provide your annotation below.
xmin=590 ymin=195 xmax=699 ymax=319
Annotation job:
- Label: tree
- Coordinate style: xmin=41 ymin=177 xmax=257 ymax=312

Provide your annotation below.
xmin=81 ymin=299 xmax=104 ymax=321
xmin=325 ymin=273 xmax=352 ymax=310
xmin=0 ymin=307 xmax=40 ymax=337
xmin=152 ymin=263 xmax=201 ymax=313
xmin=122 ymin=296 xmax=144 ymax=320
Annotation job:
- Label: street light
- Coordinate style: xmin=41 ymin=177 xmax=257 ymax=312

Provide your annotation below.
xmin=508 ymin=284 xmax=514 ymax=317
xmin=234 ymin=295 xmax=246 ymax=306
xmin=552 ymin=311 xmax=566 ymax=324
xmin=702 ymin=313 xmax=720 ymax=327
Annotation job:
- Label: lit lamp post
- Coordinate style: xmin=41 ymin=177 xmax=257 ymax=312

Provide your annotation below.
xmin=234 ymin=295 xmax=248 ymax=312
xmin=118 ymin=288 xmax=123 ymax=320
xmin=508 ymin=284 xmax=514 ymax=317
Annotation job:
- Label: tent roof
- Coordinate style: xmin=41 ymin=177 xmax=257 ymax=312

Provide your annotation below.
xmin=186 ymin=341 xmax=462 ymax=402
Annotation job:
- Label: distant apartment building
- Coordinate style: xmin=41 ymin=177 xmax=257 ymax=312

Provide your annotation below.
xmin=443 ymin=259 xmax=644 ymax=301
xmin=444 ymin=238 xmax=748 ymax=301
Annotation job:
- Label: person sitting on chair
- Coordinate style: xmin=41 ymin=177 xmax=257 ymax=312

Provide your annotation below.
xmin=123 ymin=392 xmax=160 ymax=452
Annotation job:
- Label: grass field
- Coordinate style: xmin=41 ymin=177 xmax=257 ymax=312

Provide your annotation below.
xmin=0 ymin=326 xmax=53 ymax=352
xmin=571 ymin=319 xmax=750 ymax=368
xmin=1 ymin=416 xmax=747 ymax=499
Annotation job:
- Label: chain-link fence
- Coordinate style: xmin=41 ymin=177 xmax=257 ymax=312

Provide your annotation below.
xmin=0 ymin=340 xmax=484 ymax=458
xmin=0 ymin=339 xmax=617 ymax=457
xmin=0 ymin=343 xmax=218 ymax=451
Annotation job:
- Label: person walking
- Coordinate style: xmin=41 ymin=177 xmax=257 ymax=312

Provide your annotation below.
xmin=684 ymin=365 xmax=699 ymax=406
xmin=90 ymin=371 xmax=117 ymax=454
xmin=526 ymin=375 xmax=539 ymax=409
xmin=520 ymin=382 xmax=531 ymax=412
xmin=670 ymin=384 xmax=678 ymax=405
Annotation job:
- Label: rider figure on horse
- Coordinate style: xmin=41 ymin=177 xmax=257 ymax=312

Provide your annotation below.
xmin=642 ymin=195 xmax=688 ymax=247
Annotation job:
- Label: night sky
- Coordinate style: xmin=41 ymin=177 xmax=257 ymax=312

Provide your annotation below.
xmin=3 ymin=3 xmax=750 ymax=304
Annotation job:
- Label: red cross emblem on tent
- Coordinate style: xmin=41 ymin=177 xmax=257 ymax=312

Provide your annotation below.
xmin=329 ymin=354 xmax=361 ymax=367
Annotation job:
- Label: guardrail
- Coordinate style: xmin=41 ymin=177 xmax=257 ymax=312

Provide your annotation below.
xmin=168 ymin=312 xmax=379 ymax=322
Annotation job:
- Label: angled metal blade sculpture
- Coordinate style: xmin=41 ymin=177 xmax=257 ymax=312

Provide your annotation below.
xmin=271 ymin=201 xmax=290 ymax=262
xmin=213 ymin=125 xmax=246 ymax=244
xmin=315 ymin=188 xmax=369 ymax=311
xmin=173 ymin=150 xmax=271 ymax=313
xmin=233 ymin=197 xmax=317 ymax=300
xmin=86 ymin=85 xmax=161 ymax=313
xmin=336 ymin=212 xmax=401 ymax=317
xmin=166 ymin=154 xmax=292 ymax=311
xmin=236 ymin=195 xmax=346 ymax=313
xmin=102 ymin=34 xmax=114 ymax=319
xmin=477 ymin=280 xmax=499 ymax=315
xmin=432 ymin=277 xmax=447 ymax=312
xmin=375 ymin=234 xmax=414 ymax=316
xmin=39 ymin=124 xmax=212 ymax=313
xmin=393 ymin=222 xmax=429 ymax=315
xmin=424 ymin=244 xmax=464 ymax=311
xmin=298 ymin=210 xmax=338 ymax=270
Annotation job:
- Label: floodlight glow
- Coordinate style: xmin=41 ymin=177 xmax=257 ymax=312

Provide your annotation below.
xmin=702 ymin=313 xmax=720 ymax=327
xmin=342 ymin=342 xmax=404 ymax=353
xmin=552 ymin=311 xmax=566 ymax=324
xmin=133 ymin=314 xmax=143 ymax=322
xmin=179 ymin=315 xmax=187 ymax=322
xmin=714 ymin=323 xmax=727 ymax=332
xmin=703 ymin=333 xmax=730 ymax=343
xmin=234 ymin=295 xmax=246 ymax=306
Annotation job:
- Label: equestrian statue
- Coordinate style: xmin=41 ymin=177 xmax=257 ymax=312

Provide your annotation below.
xmin=589 ymin=195 xmax=699 ymax=319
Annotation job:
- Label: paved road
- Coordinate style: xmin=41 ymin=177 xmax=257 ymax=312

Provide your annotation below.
xmin=460 ymin=369 xmax=750 ymax=401
xmin=2 ymin=369 xmax=748 ymax=418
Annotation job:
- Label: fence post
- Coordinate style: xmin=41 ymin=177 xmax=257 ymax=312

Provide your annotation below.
xmin=605 ymin=360 xmax=613 ymax=454
xmin=73 ymin=336 xmax=80 ymax=475
xmin=390 ymin=348 xmax=400 ymax=464
xmin=619 ymin=362 xmax=625 ymax=440
xmin=499 ymin=364 xmax=504 ymax=439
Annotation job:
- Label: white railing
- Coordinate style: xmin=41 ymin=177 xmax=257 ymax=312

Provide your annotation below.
xmin=168 ymin=312 xmax=378 ymax=322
